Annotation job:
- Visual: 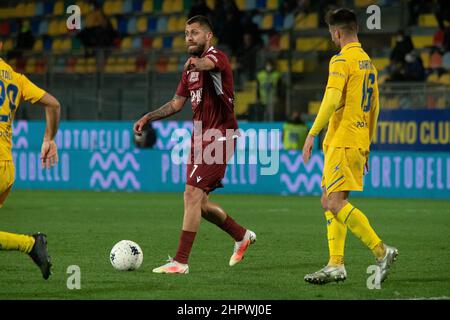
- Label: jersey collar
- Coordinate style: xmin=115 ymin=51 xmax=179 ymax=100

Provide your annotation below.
xmin=340 ymin=42 xmax=361 ymax=53
xmin=201 ymin=46 xmax=214 ymax=57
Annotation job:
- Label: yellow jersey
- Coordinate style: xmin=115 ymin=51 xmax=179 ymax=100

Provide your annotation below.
xmin=0 ymin=58 xmax=46 ymax=160
xmin=323 ymin=42 xmax=379 ymax=151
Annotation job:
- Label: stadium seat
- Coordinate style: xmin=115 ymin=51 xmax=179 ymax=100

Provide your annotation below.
xmin=58 ymin=19 xmax=68 ymax=35
xmin=296 ymin=37 xmax=329 ymax=51
xmin=419 ymin=14 xmax=438 ymax=27
xmin=267 ymin=32 xmax=281 ymax=50
xmin=115 ymin=0 xmax=125 ymax=14
xmin=426 ymin=72 xmax=439 ymax=83
xmin=236 ymin=0 xmax=245 ymax=10
xmin=147 ymin=17 xmax=157 ymax=32
xmin=137 ymin=16 xmax=148 ymax=33
xmin=25 ymin=58 xmax=36 ymax=74
xmin=167 ymin=57 xmax=178 ymax=72
xmin=0 ymin=8 xmax=11 ymax=19
xmin=9 ymin=20 xmax=18 ymax=34
xmin=39 ymin=20 xmax=49 ymax=35
xmin=110 ymin=17 xmax=118 ymax=30
xmin=292 ymin=59 xmax=304 ymax=73
xmin=35 ymin=2 xmax=44 ymax=16
xmin=16 ymin=3 xmax=26 ymax=18
xmin=121 ymin=36 xmax=133 ymax=49
xmin=156 ymin=17 xmax=168 ymax=32
xmin=206 ymin=0 xmax=214 ymax=10
xmin=133 ymin=0 xmax=143 ymax=11
xmin=295 ymin=13 xmax=318 ymax=30
xmin=142 ymin=0 xmax=153 ymax=13
xmin=167 ymin=16 xmax=179 ymax=32
xmin=2 ymin=39 xmax=13 ymax=52
xmin=33 ymin=38 xmax=44 ymax=51
xmin=262 ymin=14 xmax=274 ymax=30
xmin=273 ymin=13 xmax=284 ymax=31
xmin=277 ymin=59 xmax=288 ymax=73
xmin=308 ymin=101 xmax=321 ymax=114
xmin=162 ymin=0 xmax=174 ymax=13
xmin=123 ymin=0 xmax=133 ymax=13
xmin=142 ymin=37 xmax=153 ymax=48
xmin=256 ymin=0 xmax=266 ymax=8
xmin=152 ymin=36 xmax=163 ymax=49
xmin=54 ymin=1 xmax=64 ymax=15
xmin=132 ymin=37 xmax=141 ymax=49
xmin=183 ymin=0 xmax=192 ymax=11
xmin=87 ymin=57 xmax=97 ymax=73
xmin=411 ymin=36 xmax=433 ymax=48
xmin=173 ymin=0 xmax=183 ymax=12
xmin=177 ymin=16 xmax=187 ymax=31
xmin=372 ymin=57 xmax=390 ymax=71
xmin=153 ymin=0 xmax=163 ymax=12
xmin=64 ymin=57 xmax=76 ymax=73
xmin=280 ymin=34 xmax=289 ymax=50
xmin=252 ymin=14 xmax=263 ymax=29
xmin=442 ymin=52 xmax=450 ymax=70
xmin=156 ymin=56 xmax=169 ymax=73
xmin=103 ymin=0 xmax=114 ymax=14
xmin=48 ymin=19 xmax=59 ymax=36
xmin=44 ymin=1 xmax=54 ymax=15
xmin=283 ymin=13 xmax=295 ymax=29
xmin=127 ymin=17 xmax=137 ymax=34
xmin=35 ymin=58 xmax=46 ymax=74
xmin=52 ymin=38 xmax=63 ymax=51
xmin=163 ymin=36 xmax=174 ymax=49
xmin=25 ymin=2 xmax=36 ymax=17
xmin=75 ymin=58 xmax=87 ymax=73
xmin=72 ymin=37 xmax=82 ymax=50
xmin=172 ymin=36 xmax=185 ymax=50
xmin=0 ymin=21 xmax=10 ymax=36
xmin=266 ymin=0 xmax=277 ymax=9
xmin=61 ymin=38 xmax=72 ymax=51
xmin=31 ymin=19 xmax=41 ymax=35
xmin=439 ymin=73 xmax=450 ymax=85
xmin=118 ymin=17 xmax=128 ymax=34
xmin=245 ymin=0 xmax=256 ymax=10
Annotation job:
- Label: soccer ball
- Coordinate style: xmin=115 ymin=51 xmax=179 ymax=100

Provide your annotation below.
xmin=110 ymin=240 xmax=143 ymax=271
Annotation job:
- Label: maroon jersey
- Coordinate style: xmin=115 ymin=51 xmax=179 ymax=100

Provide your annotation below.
xmin=176 ymin=46 xmax=238 ymax=135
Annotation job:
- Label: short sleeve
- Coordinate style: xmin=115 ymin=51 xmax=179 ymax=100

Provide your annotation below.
xmin=18 ymin=74 xmax=46 ymax=104
xmin=204 ymin=49 xmax=227 ymax=71
xmin=175 ymin=71 xmax=189 ymax=97
xmin=326 ymin=56 xmax=349 ymax=92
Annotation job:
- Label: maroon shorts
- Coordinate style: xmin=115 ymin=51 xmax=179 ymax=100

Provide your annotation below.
xmin=186 ymin=138 xmax=236 ymax=193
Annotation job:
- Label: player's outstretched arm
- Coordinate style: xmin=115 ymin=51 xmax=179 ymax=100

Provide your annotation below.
xmin=37 ymin=92 xmax=61 ymax=169
xmin=134 ymin=95 xmax=187 ymax=135
xmin=184 ymin=57 xmax=215 ymax=72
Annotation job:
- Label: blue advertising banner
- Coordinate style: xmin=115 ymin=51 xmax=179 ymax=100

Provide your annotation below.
xmin=371 ymin=110 xmax=450 ymax=152
xmin=10 ymin=121 xmax=450 ymax=199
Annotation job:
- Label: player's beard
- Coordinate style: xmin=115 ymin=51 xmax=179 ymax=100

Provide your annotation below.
xmin=187 ymin=41 xmax=206 ymax=57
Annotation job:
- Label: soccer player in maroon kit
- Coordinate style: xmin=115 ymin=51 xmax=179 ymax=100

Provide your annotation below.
xmin=134 ymin=15 xmax=256 ymax=274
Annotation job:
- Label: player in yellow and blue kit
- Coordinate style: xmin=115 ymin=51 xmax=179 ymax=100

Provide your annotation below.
xmin=0 ymin=41 xmax=60 ymax=280
xmin=302 ymin=9 xmax=398 ymax=285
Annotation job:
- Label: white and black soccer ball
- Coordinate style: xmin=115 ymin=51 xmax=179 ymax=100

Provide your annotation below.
xmin=110 ymin=240 xmax=143 ymax=271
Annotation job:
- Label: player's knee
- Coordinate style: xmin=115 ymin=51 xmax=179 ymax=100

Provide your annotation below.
xmin=184 ymin=186 xmax=203 ymax=206
xmin=327 ymin=198 xmax=343 ymax=215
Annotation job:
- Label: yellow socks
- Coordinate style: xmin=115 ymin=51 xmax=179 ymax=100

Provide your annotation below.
xmin=336 ymin=203 xmax=384 ymax=259
xmin=0 ymin=231 xmax=35 ymax=253
xmin=325 ymin=210 xmax=346 ymax=266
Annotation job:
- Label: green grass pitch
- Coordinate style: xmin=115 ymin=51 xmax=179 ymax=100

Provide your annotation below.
xmin=1 ymin=190 xmax=449 ymax=300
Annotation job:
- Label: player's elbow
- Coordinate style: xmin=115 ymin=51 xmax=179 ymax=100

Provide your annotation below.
xmin=40 ymin=93 xmax=60 ymax=110
xmin=50 ymin=99 xmax=61 ymax=111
